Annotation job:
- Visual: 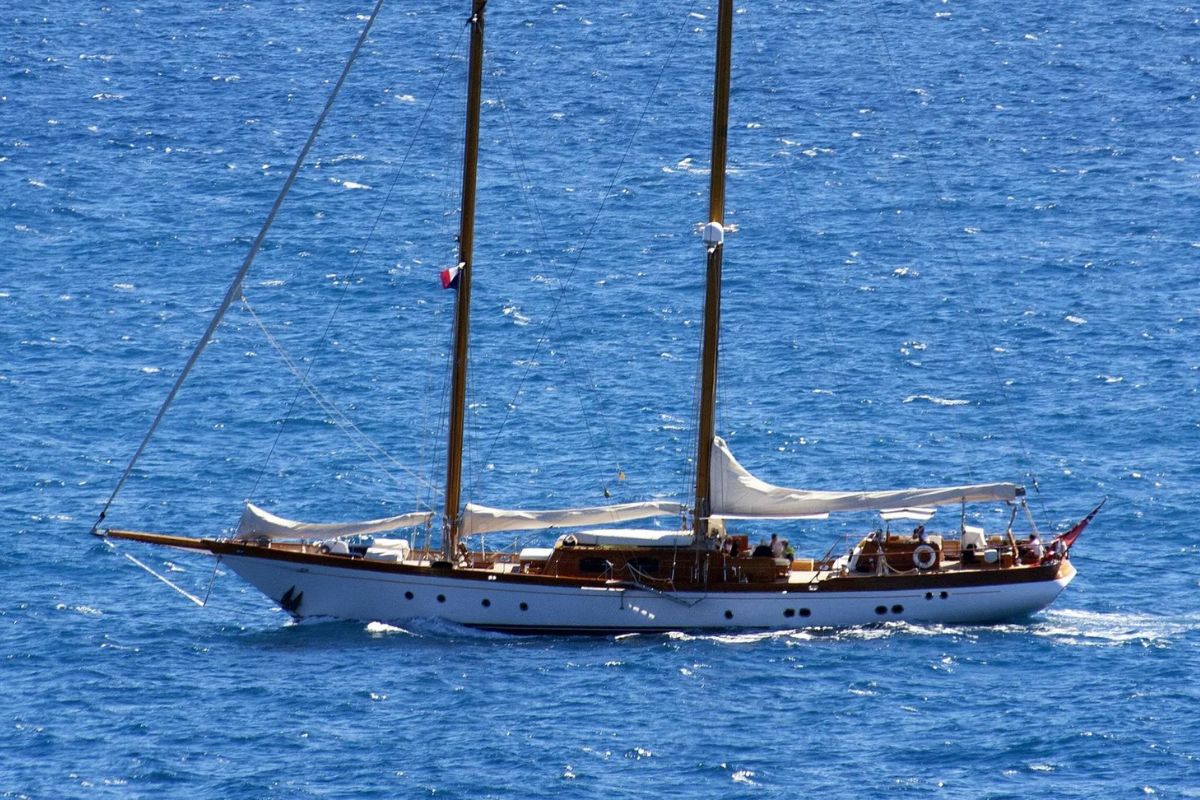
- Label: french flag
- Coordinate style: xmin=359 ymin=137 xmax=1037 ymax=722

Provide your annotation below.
xmin=440 ymin=264 xmax=463 ymax=290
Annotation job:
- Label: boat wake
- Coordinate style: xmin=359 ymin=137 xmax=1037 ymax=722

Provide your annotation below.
xmin=379 ymin=616 xmax=514 ymax=641
xmin=621 ymin=609 xmax=1200 ymax=649
xmin=364 ymin=621 xmax=415 ymax=637
xmin=1026 ymin=608 xmax=1199 ymax=648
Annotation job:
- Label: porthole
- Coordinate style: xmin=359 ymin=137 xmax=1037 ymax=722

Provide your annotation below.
xmin=925 ymin=592 xmax=934 ymax=600
xmin=799 ymin=608 xmax=811 ymax=618
xmin=520 ymin=602 xmax=529 ymax=611
xmin=724 ymin=610 xmax=734 ymax=620
xmin=404 ymin=591 xmax=413 ymax=600
xmin=875 ymin=605 xmax=887 ymax=616
xmin=784 ymin=608 xmax=796 ymax=618
xmin=891 ymin=604 xmax=903 ymax=614
xmin=940 ymin=591 xmax=949 ymax=599
xmin=481 ymin=598 xmax=491 ymax=608
xmin=437 ymin=594 xmax=446 ymax=603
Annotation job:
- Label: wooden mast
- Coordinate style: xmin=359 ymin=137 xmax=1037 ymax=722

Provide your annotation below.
xmin=693 ymin=0 xmax=734 ymax=539
xmin=444 ymin=0 xmax=487 ymax=560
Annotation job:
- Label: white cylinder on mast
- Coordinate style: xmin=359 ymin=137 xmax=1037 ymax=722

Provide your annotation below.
xmin=702 ymin=221 xmax=725 ymax=246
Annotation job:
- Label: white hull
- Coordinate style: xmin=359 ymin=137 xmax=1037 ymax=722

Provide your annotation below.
xmin=221 ymin=553 xmax=1075 ymax=634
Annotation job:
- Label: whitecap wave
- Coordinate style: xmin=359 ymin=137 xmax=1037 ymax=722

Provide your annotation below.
xmin=903 ymin=394 xmax=970 ymax=406
xmin=56 ymin=603 xmax=103 ymax=617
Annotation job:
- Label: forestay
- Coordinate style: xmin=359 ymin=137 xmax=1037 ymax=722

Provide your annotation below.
xmin=709 ymin=437 xmax=1022 ymax=519
xmin=235 ymin=503 xmax=433 ymax=541
xmin=462 ymin=500 xmax=686 ymax=536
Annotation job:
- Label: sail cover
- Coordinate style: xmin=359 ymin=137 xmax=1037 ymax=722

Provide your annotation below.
xmin=235 ymin=502 xmax=433 ymax=541
xmin=462 ymin=500 xmax=685 ymax=536
xmin=709 ymin=437 xmax=1021 ymax=519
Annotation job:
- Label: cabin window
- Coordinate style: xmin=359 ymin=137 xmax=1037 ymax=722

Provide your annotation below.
xmin=891 ymin=604 xmax=903 ymax=614
xmin=724 ymin=610 xmax=734 ymax=620
xmin=404 ymin=591 xmax=414 ymax=600
xmin=940 ymin=591 xmax=949 ymax=599
xmin=481 ymin=598 xmax=491 ymax=608
xmin=799 ymin=608 xmax=811 ymax=618
xmin=437 ymin=594 xmax=446 ymax=604
xmin=875 ymin=606 xmax=887 ymax=616
xmin=784 ymin=608 xmax=796 ymax=618
xmin=628 ymin=557 xmax=660 ymax=574
xmin=925 ymin=592 xmax=934 ymax=600
xmin=578 ymin=557 xmax=611 ymax=574
xmin=520 ymin=602 xmax=529 ymax=611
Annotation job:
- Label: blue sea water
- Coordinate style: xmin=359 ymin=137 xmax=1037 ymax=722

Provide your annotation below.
xmin=3 ymin=0 xmax=1199 ymax=796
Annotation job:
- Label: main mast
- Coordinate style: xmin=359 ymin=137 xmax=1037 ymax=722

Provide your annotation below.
xmin=693 ymin=0 xmax=734 ymax=539
xmin=443 ymin=0 xmax=487 ymax=560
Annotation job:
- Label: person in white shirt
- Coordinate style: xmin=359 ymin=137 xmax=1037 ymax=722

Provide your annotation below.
xmin=1024 ymin=531 xmax=1044 ymax=562
xmin=769 ymin=533 xmax=784 ymax=558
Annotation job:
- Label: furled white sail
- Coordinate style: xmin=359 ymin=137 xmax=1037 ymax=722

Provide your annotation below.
xmin=235 ymin=502 xmax=433 ymax=541
xmin=462 ymin=500 xmax=686 ymax=536
xmin=709 ymin=437 xmax=1021 ymax=518
xmin=879 ymin=507 xmax=937 ymax=522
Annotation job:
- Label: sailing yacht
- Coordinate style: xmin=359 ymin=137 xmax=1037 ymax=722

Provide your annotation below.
xmin=97 ymin=0 xmax=1097 ymax=634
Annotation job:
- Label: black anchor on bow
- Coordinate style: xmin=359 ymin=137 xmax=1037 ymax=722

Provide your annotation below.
xmin=279 ymin=586 xmax=304 ymax=616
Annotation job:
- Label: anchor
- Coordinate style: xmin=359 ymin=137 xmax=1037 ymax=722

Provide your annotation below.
xmin=279 ymin=585 xmax=304 ymax=616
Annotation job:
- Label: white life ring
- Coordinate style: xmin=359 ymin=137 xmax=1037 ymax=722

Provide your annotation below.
xmin=913 ymin=544 xmax=937 ymax=570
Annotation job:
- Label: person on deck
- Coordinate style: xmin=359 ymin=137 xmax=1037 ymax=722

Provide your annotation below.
xmin=769 ymin=533 xmax=784 ymax=558
xmin=1022 ymin=531 xmax=1044 ymax=562
xmin=913 ymin=525 xmax=928 ymax=544
xmin=752 ymin=539 xmax=773 ymax=558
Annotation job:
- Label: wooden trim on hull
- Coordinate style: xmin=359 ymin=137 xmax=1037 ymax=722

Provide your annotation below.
xmin=818 ymin=560 xmax=1071 ymax=592
xmin=105 ymin=529 xmax=1074 ymax=596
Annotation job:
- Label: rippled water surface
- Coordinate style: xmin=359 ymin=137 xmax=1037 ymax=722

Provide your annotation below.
xmin=3 ymin=0 xmax=1198 ymax=797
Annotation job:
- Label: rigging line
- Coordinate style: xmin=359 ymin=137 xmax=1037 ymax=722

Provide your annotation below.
xmin=490 ymin=31 xmax=619 ymax=486
xmin=243 ymin=298 xmax=437 ymax=499
xmin=765 ymin=34 xmax=946 ymax=486
xmin=249 ymin=17 xmax=470 ymax=510
xmin=202 ymin=556 xmax=222 ymax=606
xmin=244 ymin=298 xmax=435 ymax=496
xmin=774 ymin=152 xmax=872 ymax=490
xmin=429 ymin=11 xmax=476 ymax=523
xmin=475 ymin=96 xmax=616 ymax=496
xmin=90 ymin=0 xmax=388 ymax=534
xmin=123 ymin=552 xmax=206 ymax=607
xmin=681 ymin=2 xmax=714 ymax=514
xmin=865 ymin=5 xmax=1042 ymax=508
xmin=417 ymin=355 xmax=440 ymax=522
xmin=477 ymin=1 xmax=700 ymax=491
xmin=416 ymin=20 xmax=473 ymax=520
xmin=683 ymin=341 xmax=702 ymax=519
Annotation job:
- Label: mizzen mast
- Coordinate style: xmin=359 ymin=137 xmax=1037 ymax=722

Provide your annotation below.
xmin=693 ymin=0 xmax=734 ymax=539
xmin=443 ymin=0 xmax=487 ymax=560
